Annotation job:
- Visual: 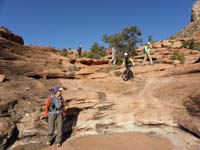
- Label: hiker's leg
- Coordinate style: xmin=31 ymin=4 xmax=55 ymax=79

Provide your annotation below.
xmin=143 ymin=54 xmax=147 ymax=64
xmin=48 ymin=113 xmax=55 ymax=143
xmin=129 ymin=67 xmax=133 ymax=79
xmin=113 ymin=57 xmax=116 ymax=65
xmin=126 ymin=66 xmax=131 ymax=79
xmin=148 ymin=54 xmax=153 ymax=64
xmin=55 ymin=113 xmax=63 ymax=144
xmin=109 ymin=58 xmax=113 ymax=64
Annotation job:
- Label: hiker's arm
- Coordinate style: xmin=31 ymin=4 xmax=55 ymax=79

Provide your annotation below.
xmin=122 ymin=60 xmax=125 ymax=67
xmin=130 ymin=58 xmax=134 ymax=65
xmin=44 ymin=98 xmax=51 ymax=117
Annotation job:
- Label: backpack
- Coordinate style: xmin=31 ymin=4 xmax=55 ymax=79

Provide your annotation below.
xmin=125 ymin=57 xmax=132 ymax=67
xmin=48 ymin=91 xmax=63 ymax=112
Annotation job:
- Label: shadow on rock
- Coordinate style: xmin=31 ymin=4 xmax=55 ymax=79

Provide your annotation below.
xmin=3 ymin=127 xmax=19 ymax=150
xmin=62 ymin=107 xmax=82 ymax=143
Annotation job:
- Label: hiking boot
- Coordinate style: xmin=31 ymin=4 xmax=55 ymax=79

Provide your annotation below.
xmin=56 ymin=143 xmax=61 ymax=147
xmin=46 ymin=141 xmax=51 ymax=146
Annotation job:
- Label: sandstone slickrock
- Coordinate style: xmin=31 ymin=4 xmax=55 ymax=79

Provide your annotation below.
xmin=171 ymin=0 xmax=200 ymax=39
xmin=0 ymin=7 xmax=199 ymax=149
xmin=0 ymin=28 xmax=24 ymax=45
xmin=0 ymin=117 xmax=17 ymax=149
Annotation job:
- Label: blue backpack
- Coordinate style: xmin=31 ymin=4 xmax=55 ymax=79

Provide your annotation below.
xmin=49 ymin=88 xmax=63 ymax=112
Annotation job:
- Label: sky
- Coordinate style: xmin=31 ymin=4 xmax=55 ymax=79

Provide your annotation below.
xmin=0 ymin=0 xmax=196 ymax=50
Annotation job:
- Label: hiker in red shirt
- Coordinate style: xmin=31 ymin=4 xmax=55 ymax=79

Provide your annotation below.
xmin=44 ymin=87 xmax=66 ymax=147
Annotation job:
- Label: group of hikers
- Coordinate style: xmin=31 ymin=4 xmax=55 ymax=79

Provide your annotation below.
xmin=43 ymin=42 xmax=153 ymax=147
xmin=109 ymin=41 xmax=153 ymax=66
xmin=109 ymin=42 xmax=153 ymax=80
xmin=77 ymin=41 xmax=153 ymax=67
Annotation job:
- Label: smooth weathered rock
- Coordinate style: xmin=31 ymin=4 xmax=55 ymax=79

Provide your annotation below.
xmin=0 ymin=117 xmax=16 ymax=148
xmin=163 ymin=63 xmax=200 ymax=76
xmin=0 ymin=28 xmax=24 ymax=45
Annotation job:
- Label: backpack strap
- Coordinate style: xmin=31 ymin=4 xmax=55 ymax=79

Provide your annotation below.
xmin=49 ymin=95 xmax=64 ymax=113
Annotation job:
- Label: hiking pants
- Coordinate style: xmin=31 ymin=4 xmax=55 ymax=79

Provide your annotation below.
xmin=48 ymin=112 xmax=63 ymax=144
xmin=143 ymin=53 xmax=153 ymax=64
xmin=78 ymin=50 xmax=82 ymax=58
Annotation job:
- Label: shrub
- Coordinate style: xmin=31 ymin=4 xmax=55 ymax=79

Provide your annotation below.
xmin=182 ymin=39 xmax=195 ymax=49
xmin=83 ymin=42 xmax=107 ymax=59
xmin=193 ymin=42 xmax=200 ymax=51
xmin=182 ymin=39 xmax=200 ymax=51
xmin=115 ymin=50 xmax=123 ymax=65
xmin=170 ymin=50 xmax=185 ymax=63
xmin=59 ymin=50 xmax=68 ymax=57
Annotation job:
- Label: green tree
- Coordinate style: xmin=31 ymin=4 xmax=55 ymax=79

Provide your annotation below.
xmin=102 ymin=26 xmax=142 ymax=64
xmin=102 ymin=26 xmax=142 ymax=56
xmin=84 ymin=42 xmax=106 ymax=59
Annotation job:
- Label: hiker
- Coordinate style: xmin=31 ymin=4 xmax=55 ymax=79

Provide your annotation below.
xmin=44 ymin=87 xmax=66 ymax=147
xmin=109 ymin=46 xmax=116 ymax=65
xmin=122 ymin=52 xmax=134 ymax=72
xmin=143 ymin=42 xmax=153 ymax=65
xmin=77 ymin=45 xmax=82 ymax=58
xmin=108 ymin=47 xmax=112 ymax=55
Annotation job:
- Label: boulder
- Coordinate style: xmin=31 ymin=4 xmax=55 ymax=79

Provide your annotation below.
xmin=0 ymin=117 xmax=17 ymax=149
xmin=17 ymin=110 xmax=47 ymax=139
xmin=177 ymin=94 xmax=200 ymax=138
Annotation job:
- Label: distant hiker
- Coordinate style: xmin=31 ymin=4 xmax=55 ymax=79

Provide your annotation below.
xmin=77 ymin=45 xmax=82 ymax=58
xmin=121 ymin=52 xmax=134 ymax=80
xmin=122 ymin=52 xmax=134 ymax=69
xmin=108 ymin=47 xmax=112 ymax=55
xmin=143 ymin=42 xmax=153 ymax=65
xmin=109 ymin=47 xmax=116 ymax=65
xmin=44 ymin=87 xmax=66 ymax=147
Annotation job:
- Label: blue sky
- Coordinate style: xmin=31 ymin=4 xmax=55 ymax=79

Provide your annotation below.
xmin=0 ymin=0 xmax=195 ymax=50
